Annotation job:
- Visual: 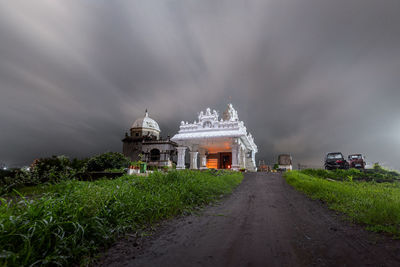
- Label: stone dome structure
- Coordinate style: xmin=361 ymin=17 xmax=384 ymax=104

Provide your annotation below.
xmin=129 ymin=110 xmax=160 ymax=139
xmin=123 ymin=109 xmax=178 ymax=167
xmin=131 ymin=110 xmax=160 ymax=132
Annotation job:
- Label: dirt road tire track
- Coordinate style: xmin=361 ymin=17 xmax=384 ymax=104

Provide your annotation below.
xmin=98 ymin=172 xmax=400 ymax=267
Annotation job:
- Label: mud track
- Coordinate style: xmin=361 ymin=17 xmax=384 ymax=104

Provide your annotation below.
xmin=98 ymin=172 xmax=400 ymax=267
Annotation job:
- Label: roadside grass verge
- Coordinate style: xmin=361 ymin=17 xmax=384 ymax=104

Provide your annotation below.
xmin=0 ymin=170 xmax=243 ymax=266
xmin=284 ymin=171 xmax=400 ymax=237
xmin=300 ymin=168 xmax=400 ymax=182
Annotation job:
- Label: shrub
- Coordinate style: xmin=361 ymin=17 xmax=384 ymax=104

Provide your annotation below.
xmin=0 ymin=169 xmax=16 ymax=180
xmin=28 ymin=155 xmax=79 ymax=186
xmin=30 ymin=155 xmax=72 ymax=180
xmin=373 ymin=162 xmax=383 ymax=170
xmin=0 ymin=170 xmax=30 ymax=195
xmin=0 ymin=156 xmax=78 ymax=195
xmin=70 ymin=157 xmax=89 ymax=172
xmin=0 ymin=169 xmax=20 ymax=188
xmin=86 ymin=152 xmax=130 ymax=172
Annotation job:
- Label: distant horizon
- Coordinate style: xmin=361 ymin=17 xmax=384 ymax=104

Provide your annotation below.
xmin=1 ymin=150 xmax=397 ymax=173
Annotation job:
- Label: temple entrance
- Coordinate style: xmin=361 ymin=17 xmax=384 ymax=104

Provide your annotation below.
xmin=219 ymin=152 xmax=232 ymax=169
xmin=150 ymin=148 xmax=160 ymax=161
xmin=206 ymin=152 xmax=232 ymax=169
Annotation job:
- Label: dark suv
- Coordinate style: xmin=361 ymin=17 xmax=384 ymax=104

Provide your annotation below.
xmin=325 ymin=152 xmax=349 ymax=170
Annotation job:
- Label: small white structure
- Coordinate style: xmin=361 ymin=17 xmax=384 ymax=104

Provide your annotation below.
xmin=278 ymin=154 xmax=293 ymax=171
xmin=171 ymin=104 xmax=258 ymax=171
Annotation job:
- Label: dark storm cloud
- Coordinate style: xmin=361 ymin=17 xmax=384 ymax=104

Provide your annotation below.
xmin=1 ymin=0 xmax=400 ymax=169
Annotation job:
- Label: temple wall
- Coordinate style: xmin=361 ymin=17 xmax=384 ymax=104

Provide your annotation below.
xmin=122 ymin=142 xmax=142 ymax=162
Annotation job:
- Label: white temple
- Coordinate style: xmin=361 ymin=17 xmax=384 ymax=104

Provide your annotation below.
xmin=171 ymin=104 xmax=258 ymax=171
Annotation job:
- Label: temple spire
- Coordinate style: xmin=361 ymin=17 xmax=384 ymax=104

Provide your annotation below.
xmin=145 ymin=109 xmax=148 ymax=117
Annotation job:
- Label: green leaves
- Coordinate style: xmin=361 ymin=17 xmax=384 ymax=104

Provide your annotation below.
xmin=86 ymin=152 xmax=130 ymax=172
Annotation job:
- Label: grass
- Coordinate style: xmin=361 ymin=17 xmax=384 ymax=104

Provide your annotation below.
xmin=284 ymin=170 xmax=400 ymax=237
xmin=300 ymin=168 xmax=400 ymax=182
xmin=0 ymin=170 xmax=243 ymax=266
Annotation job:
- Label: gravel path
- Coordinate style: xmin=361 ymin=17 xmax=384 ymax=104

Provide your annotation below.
xmin=97 ymin=172 xmax=400 ymax=267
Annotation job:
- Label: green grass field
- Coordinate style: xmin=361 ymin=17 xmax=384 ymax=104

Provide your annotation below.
xmin=0 ymin=170 xmax=243 ymax=266
xmin=284 ymin=170 xmax=400 ymax=237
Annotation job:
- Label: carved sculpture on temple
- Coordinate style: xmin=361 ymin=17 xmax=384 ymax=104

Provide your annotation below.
xmin=223 ymin=103 xmax=239 ymax=121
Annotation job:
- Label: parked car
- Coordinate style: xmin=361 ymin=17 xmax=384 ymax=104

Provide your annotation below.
xmin=348 ymin=154 xmax=365 ymax=169
xmin=278 ymin=154 xmax=292 ymax=171
xmin=324 ymin=152 xmax=349 ymax=170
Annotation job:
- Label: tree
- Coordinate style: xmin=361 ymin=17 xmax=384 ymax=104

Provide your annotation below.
xmin=86 ymin=152 xmax=130 ymax=172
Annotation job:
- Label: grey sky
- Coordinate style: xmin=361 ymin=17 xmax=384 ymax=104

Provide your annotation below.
xmin=1 ymin=0 xmax=400 ymax=169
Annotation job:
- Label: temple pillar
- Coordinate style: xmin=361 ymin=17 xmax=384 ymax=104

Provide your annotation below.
xmin=190 ymin=151 xmax=198 ymax=169
xmin=231 ymin=143 xmax=239 ymax=171
xmin=238 ymin=147 xmax=242 ymax=169
xmin=199 ymin=149 xmax=207 ymax=170
xmin=176 ymin=147 xmax=187 ymax=169
xmin=242 ymin=148 xmax=246 ymax=169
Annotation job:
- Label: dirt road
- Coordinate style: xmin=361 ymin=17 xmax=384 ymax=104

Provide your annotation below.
xmin=98 ymin=172 xmax=400 ymax=267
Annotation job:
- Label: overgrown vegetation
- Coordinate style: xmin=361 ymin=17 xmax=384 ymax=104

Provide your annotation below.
xmin=300 ymin=167 xmax=400 ymax=182
xmin=1 ymin=156 xmax=78 ymax=195
xmin=0 ymin=170 xmax=243 ymax=266
xmin=284 ymin=170 xmax=400 ymax=237
xmin=0 ymin=152 xmax=130 ymax=195
xmin=86 ymin=152 xmax=130 ymax=172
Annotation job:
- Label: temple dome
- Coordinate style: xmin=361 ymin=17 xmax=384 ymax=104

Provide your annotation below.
xmin=131 ymin=111 xmax=160 ymax=132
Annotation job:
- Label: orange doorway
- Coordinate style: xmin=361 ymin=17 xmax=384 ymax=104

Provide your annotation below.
xmin=206 ymin=152 xmax=232 ymax=169
xmin=206 ymin=153 xmax=218 ymax=169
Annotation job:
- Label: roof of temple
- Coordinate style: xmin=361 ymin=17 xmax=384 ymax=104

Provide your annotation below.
xmin=171 ymin=104 xmax=257 ymax=152
xmin=131 ymin=110 xmax=160 ymax=132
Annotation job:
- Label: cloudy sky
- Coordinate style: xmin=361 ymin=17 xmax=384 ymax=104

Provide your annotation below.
xmin=1 ymin=0 xmax=400 ymax=169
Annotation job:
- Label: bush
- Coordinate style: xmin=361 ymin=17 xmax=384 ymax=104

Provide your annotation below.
xmin=0 ymin=169 xmax=20 ymax=186
xmin=86 ymin=152 xmax=130 ymax=172
xmin=0 ymin=156 xmax=79 ymax=195
xmin=0 ymin=170 xmax=28 ymax=195
xmin=30 ymin=155 xmax=72 ymax=181
xmin=70 ymin=157 xmax=89 ymax=172
xmin=0 ymin=156 xmax=95 ymax=195
xmin=373 ymin=162 xmax=383 ymax=170
xmin=0 ymin=169 xmax=16 ymax=180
